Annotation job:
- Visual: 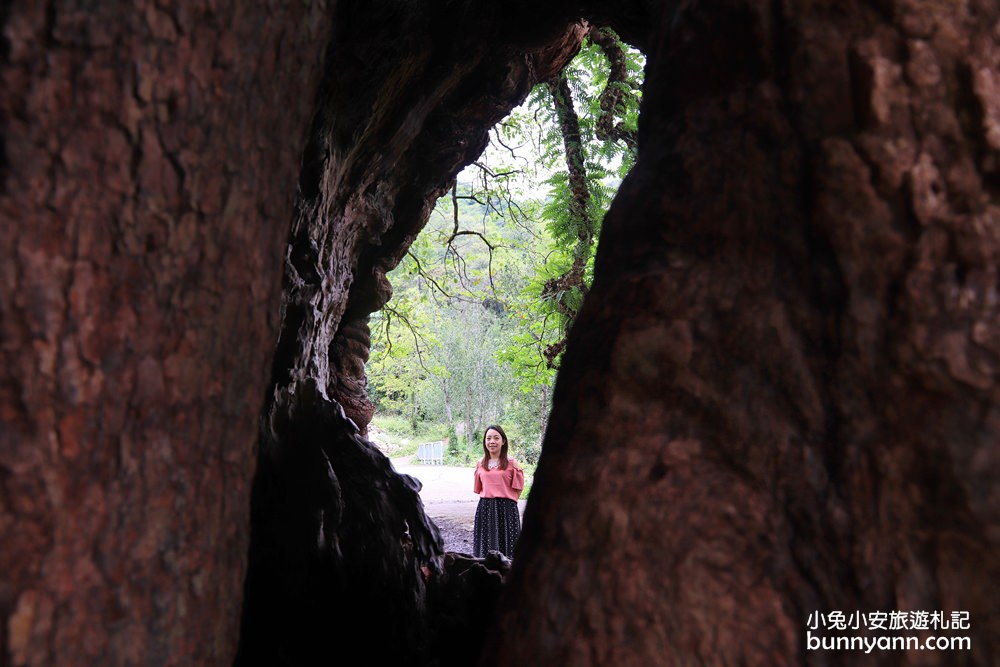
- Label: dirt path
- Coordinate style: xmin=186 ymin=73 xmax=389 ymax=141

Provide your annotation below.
xmin=391 ymin=459 xmax=526 ymax=554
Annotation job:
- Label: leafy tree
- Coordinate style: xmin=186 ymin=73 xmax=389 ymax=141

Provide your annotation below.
xmin=369 ymin=26 xmax=643 ymax=451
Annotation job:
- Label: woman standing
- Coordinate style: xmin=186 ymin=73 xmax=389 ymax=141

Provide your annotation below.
xmin=472 ymin=425 xmax=524 ymax=558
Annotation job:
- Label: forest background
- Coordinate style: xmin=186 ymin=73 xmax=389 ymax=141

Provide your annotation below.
xmin=366 ymin=29 xmax=644 ymax=485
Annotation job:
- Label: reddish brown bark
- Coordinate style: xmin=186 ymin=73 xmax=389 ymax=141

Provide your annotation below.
xmin=490 ymin=1 xmax=1000 ymax=666
xmin=0 ymin=2 xmax=331 ymax=664
xmin=235 ymin=3 xmax=588 ymax=662
xmin=4 ymin=0 xmax=999 ymax=665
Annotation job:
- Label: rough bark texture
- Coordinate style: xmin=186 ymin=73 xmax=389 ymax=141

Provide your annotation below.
xmin=590 ymin=26 xmax=639 ymax=150
xmin=0 ymin=2 xmax=331 ymax=664
xmin=541 ymin=69 xmax=595 ymax=366
xmin=235 ymin=2 xmax=586 ymax=665
xmin=4 ymin=0 xmax=1000 ymax=666
xmin=490 ymin=1 xmax=1000 ymax=665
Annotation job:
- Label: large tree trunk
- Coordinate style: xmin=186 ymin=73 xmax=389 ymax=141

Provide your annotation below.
xmin=490 ymin=1 xmax=1000 ymax=665
xmin=0 ymin=2 xmax=331 ymax=664
xmin=4 ymin=1 xmax=998 ymax=666
xmin=234 ymin=2 xmax=585 ymax=665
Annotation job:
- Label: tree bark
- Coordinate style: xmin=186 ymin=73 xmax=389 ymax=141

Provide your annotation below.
xmin=542 ymin=69 xmax=596 ymax=367
xmin=489 ymin=1 xmax=1000 ymax=665
xmin=0 ymin=2 xmax=332 ymax=665
xmin=234 ymin=2 xmax=586 ymax=664
xmin=4 ymin=1 xmax=999 ymax=666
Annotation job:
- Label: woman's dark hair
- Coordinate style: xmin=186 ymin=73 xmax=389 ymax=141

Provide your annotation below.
xmin=479 ymin=424 xmax=510 ymax=470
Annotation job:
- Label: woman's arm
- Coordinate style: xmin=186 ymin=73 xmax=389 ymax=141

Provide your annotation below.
xmin=473 ymin=464 xmax=483 ymax=494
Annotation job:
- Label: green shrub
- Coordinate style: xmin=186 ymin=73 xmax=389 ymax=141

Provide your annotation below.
xmin=447 ymin=423 xmax=461 ymax=457
xmin=445 ymin=449 xmax=473 ymax=466
xmin=373 ymin=414 xmax=412 ymax=437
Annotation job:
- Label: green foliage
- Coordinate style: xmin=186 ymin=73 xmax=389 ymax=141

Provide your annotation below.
xmin=520 ymin=464 xmax=536 ymax=499
xmin=370 ymin=415 xmax=447 ymax=457
xmin=369 ymin=30 xmax=643 ymax=459
xmin=447 ymin=423 xmax=461 ymax=456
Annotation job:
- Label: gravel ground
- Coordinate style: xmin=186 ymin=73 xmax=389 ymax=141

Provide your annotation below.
xmin=431 ymin=515 xmax=475 ymax=555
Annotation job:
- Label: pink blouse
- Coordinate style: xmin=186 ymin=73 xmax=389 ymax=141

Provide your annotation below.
xmin=473 ymin=458 xmax=525 ymax=501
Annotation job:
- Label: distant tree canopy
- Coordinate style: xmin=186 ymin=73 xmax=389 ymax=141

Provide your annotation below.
xmin=367 ymin=26 xmax=643 ymax=452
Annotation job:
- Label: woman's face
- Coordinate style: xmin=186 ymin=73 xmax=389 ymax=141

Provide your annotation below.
xmin=484 ymin=428 xmax=504 ymax=457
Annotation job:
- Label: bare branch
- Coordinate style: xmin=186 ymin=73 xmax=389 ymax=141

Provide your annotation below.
xmin=472 ymin=161 xmax=520 ymax=179
xmin=491 ymin=126 xmax=529 ymax=166
xmin=382 ymin=304 xmax=435 ymax=376
xmin=449 ymin=230 xmax=495 ymax=249
xmin=451 ymin=183 xmax=460 ymax=239
xmin=407 ymin=251 xmax=453 ymax=299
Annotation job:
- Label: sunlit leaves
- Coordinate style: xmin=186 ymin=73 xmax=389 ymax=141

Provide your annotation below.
xmin=369 ymin=28 xmax=644 ymax=445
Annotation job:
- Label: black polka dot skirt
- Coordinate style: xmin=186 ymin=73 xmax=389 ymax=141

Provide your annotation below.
xmin=473 ymin=497 xmax=521 ymax=559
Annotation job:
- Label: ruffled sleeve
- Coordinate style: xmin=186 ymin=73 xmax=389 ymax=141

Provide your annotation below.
xmin=473 ymin=463 xmax=483 ymax=494
xmin=510 ymin=459 xmax=524 ymax=491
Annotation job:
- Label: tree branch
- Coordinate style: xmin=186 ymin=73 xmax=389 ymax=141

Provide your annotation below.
xmin=382 ymin=305 xmax=434 ymax=377
xmin=406 ymin=251 xmax=454 ymax=300
xmin=547 ymin=70 xmax=593 ymax=236
xmin=539 ymin=67 xmax=599 ymax=366
xmin=587 ymin=26 xmax=638 ymax=151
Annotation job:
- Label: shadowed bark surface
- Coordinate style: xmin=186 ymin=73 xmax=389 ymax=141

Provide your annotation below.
xmin=0 ymin=2 xmax=332 ymax=664
xmin=490 ymin=1 xmax=1000 ymax=665
xmin=235 ymin=2 xmax=588 ymax=665
xmin=2 ymin=0 xmax=999 ymax=666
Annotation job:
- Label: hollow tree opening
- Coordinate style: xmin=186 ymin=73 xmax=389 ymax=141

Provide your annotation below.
xmin=233 ymin=5 xmax=599 ymax=666
xmin=367 ymin=31 xmax=644 ymax=476
xmin=3 ymin=1 xmax=998 ymax=666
